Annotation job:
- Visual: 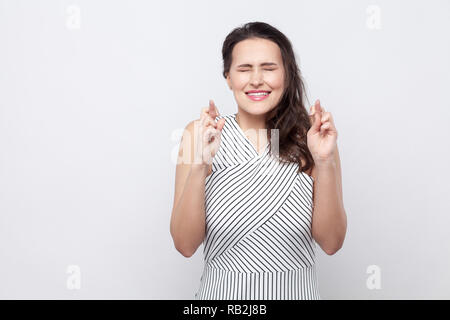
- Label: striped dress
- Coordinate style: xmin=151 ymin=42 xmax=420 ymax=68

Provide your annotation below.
xmin=194 ymin=113 xmax=321 ymax=300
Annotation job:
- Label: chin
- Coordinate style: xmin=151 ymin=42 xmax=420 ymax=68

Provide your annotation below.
xmin=240 ymin=103 xmax=276 ymax=115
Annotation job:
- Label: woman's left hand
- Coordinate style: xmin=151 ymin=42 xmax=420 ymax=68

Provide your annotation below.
xmin=307 ymin=99 xmax=338 ymax=163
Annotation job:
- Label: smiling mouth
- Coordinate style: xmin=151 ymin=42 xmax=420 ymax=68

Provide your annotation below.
xmin=245 ymin=91 xmax=271 ymax=101
xmin=245 ymin=91 xmax=271 ymax=96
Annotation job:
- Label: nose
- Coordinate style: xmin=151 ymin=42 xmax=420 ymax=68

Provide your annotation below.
xmin=249 ymin=69 xmax=264 ymax=86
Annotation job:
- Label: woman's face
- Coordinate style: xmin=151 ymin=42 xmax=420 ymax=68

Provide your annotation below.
xmin=226 ymin=37 xmax=285 ymax=117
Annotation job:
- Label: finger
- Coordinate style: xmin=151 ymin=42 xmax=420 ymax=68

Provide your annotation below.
xmin=201 ymin=107 xmax=216 ymax=127
xmin=208 ymin=100 xmax=218 ymax=119
xmin=309 ymin=105 xmax=316 ymax=125
xmin=309 ymin=100 xmax=323 ymax=124
xmin=215 ymin=105 xmax=221 ymax=117
xmin=320 ymin=121 xmax=332 ymax=133
xmin=315 ymin=99 xmax=322 ymax=114
xmin=203 ymin=126 xmax=217 ymax=144
xmin=313 ymin=111 xmax=322 ymax=129
xmin=209 ymin=99 xmax=221 ymax=117
xmin=200 ymin=107 xmax=209 ymax=118
xmin=314 ymin=99 xmax=324 ymax=127
xmin=204 ymin=117 xmax=217 ymax=129
xmin=216 ymin=118 xmax=226 ymax=131
xmin=201 ymin=110 xmax=217 ymax=128
xmin=321 ymin=112 xmax=330 ymax=123
xmin=309 ymin=106 xmax=317 ymax=128
xmin=309 ymin=105 xmax=314 ymax=116
xmin=322 ymin=113 xmax=335 ymax=130
xmin=203 ymin=103 xmax=217 ymax=119
xmin=309 ymin=103 xmax=322 ymax=130
xmin=211 ymin=127 xmax=223 ymax=149
xmin=315 ymin=100 xmax=323 ymax=120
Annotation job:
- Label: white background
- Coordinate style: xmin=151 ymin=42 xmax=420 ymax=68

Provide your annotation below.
xmin=0 ymin=0 xmax=449 ymax=299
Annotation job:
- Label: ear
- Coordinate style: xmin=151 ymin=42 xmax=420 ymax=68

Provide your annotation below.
xmin=225 ymin=73 xmax=232 ymax=89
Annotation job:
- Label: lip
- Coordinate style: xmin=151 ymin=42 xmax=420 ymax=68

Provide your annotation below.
xmin=245 ymin=90 xmax=271 ymax=101
xmin=245 ymin=90 xmax=271 ymax=94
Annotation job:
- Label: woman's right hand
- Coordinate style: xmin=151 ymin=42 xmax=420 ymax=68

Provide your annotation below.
xmin=193 ymin=99 xmax=226 ymax=168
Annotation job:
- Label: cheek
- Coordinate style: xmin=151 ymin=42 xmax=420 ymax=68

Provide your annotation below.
xmin=232 ymin=74 xmax=249 ymax=89
xmin=267 ymin=72 xmax=284 ymax=89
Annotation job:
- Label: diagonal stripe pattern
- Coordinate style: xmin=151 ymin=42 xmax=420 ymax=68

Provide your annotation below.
xmin=195 ymin=113 xmax=320 ymax=300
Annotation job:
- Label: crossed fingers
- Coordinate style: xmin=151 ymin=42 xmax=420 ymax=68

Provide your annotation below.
xmin=200 ymin=100 xmax=220 ymax=129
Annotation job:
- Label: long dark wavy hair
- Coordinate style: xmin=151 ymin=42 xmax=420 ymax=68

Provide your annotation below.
xmin=222 ymin=21 xmax=314 ymax=174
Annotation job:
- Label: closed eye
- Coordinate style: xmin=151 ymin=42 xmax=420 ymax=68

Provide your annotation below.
xmin=238 ymin=69 xmax=276 ymax=72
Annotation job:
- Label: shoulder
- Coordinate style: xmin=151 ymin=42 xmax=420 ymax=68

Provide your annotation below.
xmin=185 ymin=118 xmax=199 ymax=131
xmin=176 ymin=119 xmax=197 ymax=165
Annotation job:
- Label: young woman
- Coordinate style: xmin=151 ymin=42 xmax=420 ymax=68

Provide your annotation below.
xmin=170 ymin=22 xmax=347 ymax=300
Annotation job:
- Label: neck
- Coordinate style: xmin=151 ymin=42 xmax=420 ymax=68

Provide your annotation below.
xmin=235 ymin=110 xmax=267 ymax=132
xmin=235 ymin=110 xmax=268 ymax=146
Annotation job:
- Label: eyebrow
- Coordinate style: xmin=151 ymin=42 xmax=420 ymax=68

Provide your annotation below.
xmin=236 ymin=62 xmax=278 ymax=68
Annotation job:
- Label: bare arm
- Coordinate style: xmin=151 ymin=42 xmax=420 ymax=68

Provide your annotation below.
xmin=311 ymin=146 xmax=347 ymax=255
xmin=170 ymin=120 xmax=211 ymax=257
xmin=170 ymin=101 xmax=225 ymax=258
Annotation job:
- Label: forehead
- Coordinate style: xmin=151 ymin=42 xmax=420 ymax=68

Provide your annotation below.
xmin=231 ymin=38 xmax=282 ymax=65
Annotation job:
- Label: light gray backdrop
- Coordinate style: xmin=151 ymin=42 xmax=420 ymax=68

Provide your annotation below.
xmin=1 ymin=0 xmax=449 ymax=299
